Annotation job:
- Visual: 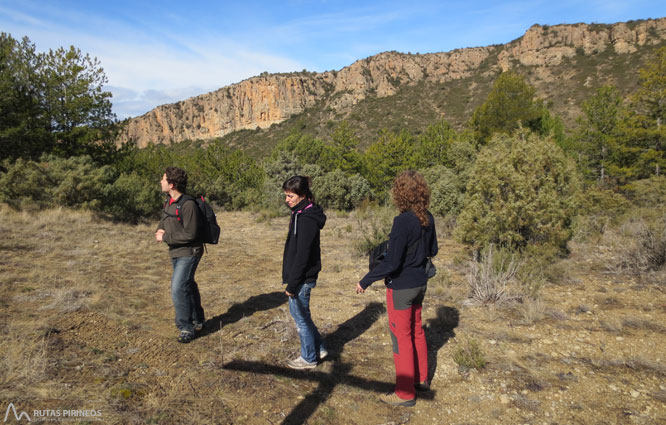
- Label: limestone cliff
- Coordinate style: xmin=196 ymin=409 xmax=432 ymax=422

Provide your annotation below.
xmin=118 ymin=18 xmax=666 ymax=147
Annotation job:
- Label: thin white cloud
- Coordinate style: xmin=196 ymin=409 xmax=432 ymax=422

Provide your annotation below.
xmin=0 ymin=5 xmax=44 ymax=26
xmin=1 ymin=0 xmax=664 ymax=119
xmin=0 ymin=2 xmax=305 ymax=118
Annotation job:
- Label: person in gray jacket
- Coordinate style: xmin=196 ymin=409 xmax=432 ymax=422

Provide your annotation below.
xmin=155 ymin=166 xmax=205 ymax=343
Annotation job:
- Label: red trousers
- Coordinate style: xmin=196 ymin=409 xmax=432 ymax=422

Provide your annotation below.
xmin=386 ymin=286 xmax=428 ymax=400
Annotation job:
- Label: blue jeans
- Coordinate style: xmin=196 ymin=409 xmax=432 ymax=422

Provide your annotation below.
xmin=170 ymin=256 xmax=204 ymax=333
xmin=288 ymin=282 xmax=326 ymax=363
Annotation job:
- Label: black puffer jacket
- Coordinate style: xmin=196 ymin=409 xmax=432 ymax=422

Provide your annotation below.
xmin=282 ymin=198 xmax=327 ymax=294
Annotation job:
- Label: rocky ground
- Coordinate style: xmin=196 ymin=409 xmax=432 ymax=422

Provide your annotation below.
xmin=0 ymin=206 xmax=664 ymax=424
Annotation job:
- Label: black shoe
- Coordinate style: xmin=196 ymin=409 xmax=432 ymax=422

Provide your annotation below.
xmin=415 ymin=379 xmax=430 ymax=392
xmin=177 ymin=331 xmax=194 ymax=343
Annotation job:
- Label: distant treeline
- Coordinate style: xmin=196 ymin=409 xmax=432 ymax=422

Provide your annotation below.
xmin=1 ymin=33 xmax=665 ymax=255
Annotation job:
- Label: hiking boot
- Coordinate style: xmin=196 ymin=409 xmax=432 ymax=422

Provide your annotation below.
xmin=177 ymin=331 xmax=194 ymax=344
xmin=415 ymin=379 xmax=430 ymax=392
xmin=319 ymin=348 xmax=329 ymax=360
xmin=287 ymin=356 xmax=317 ymax=370
xmin=379 ymin=392 xmax=415 ymax=407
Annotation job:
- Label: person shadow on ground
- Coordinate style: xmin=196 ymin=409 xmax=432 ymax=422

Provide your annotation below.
xmin=223 ymin=302 xmax=433 ymax=425
xmin=423 ymin=305 xmax=460 ymax=382
xmin=198 ymin=291 xmax=287 ymax=337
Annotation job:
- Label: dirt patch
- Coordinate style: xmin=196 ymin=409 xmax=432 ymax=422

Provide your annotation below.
xmin=0 ymin=207 xmax=664 ymax=424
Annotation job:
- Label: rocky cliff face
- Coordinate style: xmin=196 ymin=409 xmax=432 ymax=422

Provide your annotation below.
xmin=118 ymin=18 xmax=666 ymax=147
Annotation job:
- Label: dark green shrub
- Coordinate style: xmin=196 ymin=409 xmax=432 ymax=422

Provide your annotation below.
xmin=0 ymin=158 xmax=53 ymax=210
xmin=315 ymin=169 xmax=372 ymax=211
xmin=188 ymin=142 xmax=265 ymax=210
xmin=351 ymin=204 xmax=395 ymax=256
xmin=412 ymin=119 xmax=459 ymax=169
xmin=45 ymin=155 xmax=113 ymax=209
xmin=421 ymin=165 xmax=465 ymax=217
xmin=623 ymin=176 xmax=666 ymax=208
xmin=362 ymin=129 xmax=416 ymax=192
xmin=270 ymin=131 xmax=333 ymax=171
xmin=470 ymin=71 xmax=555 ymax=143
xmin=455 ymin=132 xmax=580 ymax=252
xmin=453 ymin=339 xmax=486 ymax=370
xmin=0 ymin=155 xmax=113 ymax=211
xmin=260 ymin=151 xmax=323 ymax=210
xmin=101 ymin=172 xmax=161 ymax=222
xmin=572 ymin=187 xmax=631 ymax=240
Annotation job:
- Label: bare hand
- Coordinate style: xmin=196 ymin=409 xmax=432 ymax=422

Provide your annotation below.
xmin=355 ymin=283 xmax=365 ymax=294
xmin=155 ymin=229 xmax=165 ymax=242
xmin=285 ymin=290 xmax=294 ymax=297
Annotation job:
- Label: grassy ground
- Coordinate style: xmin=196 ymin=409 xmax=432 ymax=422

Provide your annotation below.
xmin=0 ymin=205 xmax=664 ymax=424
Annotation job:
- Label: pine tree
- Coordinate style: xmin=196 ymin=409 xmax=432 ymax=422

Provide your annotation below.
xmin=470 ymin=71 xmax=556 ymax=143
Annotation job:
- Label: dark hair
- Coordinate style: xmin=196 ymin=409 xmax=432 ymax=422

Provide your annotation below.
xmin=392 ymin=170 xmax=431 ymax=226
xmin=282 ymin=176 xmax=314 ymax=202
xmin=165 ymin=166 xmax=188 ymax=193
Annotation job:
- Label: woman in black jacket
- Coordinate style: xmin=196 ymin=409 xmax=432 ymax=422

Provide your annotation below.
xmin=282 ymin=176 xmax=328 ymax=370
xmin=356 ymin=170 xmax=438 ymax=406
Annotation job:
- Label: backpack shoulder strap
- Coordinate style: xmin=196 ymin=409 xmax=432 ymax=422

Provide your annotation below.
xmin=176 ymin=194 xmax=195 ymax=205
xmin=164 ymin=194 xmax=196 ymax=219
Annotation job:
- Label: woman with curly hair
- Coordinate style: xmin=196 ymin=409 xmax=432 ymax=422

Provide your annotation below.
xmin=356 ymin=170 xmax=438 ymax=406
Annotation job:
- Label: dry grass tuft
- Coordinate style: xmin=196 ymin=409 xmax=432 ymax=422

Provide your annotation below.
xmin=600 ymin=318 xmax=625 ymax=334
xmin=0 ymin=325 xmax=48 ymax=392
xmin=622 ymin=318 xmax=666 ymax=334
xmin=589 ymin=356 xmax=666 ymax=376
xmin=512 ymin=394 xmax=541 ymax=411
xmin=652 ymin=390 xmax=666 ymax=403
xmin=604 ymin=216 xmax=666 ymax=278
xmin=516 ymin=297 xmax=546 ymax=325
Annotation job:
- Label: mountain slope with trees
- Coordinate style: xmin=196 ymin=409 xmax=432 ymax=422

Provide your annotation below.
xmin=116 ymin=18 xmax=666 ymax=154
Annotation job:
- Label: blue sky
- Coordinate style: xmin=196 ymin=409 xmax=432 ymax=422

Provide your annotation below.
xmin=1 ymin=1 xmax=665 ymax=119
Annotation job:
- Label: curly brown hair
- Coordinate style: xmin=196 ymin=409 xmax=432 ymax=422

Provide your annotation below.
xmin=392 ymin=170 xmax=431 ymax=226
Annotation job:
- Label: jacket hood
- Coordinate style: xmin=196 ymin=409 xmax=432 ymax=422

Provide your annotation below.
xmin=290 ymin=199 xmax=326 ymax=233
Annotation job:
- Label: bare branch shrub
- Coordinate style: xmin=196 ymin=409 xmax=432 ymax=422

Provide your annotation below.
xmin=466 ymin=245 xmax=521 ymax=304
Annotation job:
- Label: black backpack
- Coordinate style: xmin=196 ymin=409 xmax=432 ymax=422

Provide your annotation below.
xmin=164 ymin=195 xmax=221 ymax=245
xmin=368 ymin=240 xmax=389 ymax=270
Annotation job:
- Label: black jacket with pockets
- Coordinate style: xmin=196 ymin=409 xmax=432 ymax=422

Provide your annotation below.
xmin=359 ymin=210 xmax=437 ymax=290
xmin=282 ymin=198 xmax=327 ymax=295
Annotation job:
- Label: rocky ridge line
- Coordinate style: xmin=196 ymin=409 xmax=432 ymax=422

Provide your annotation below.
xmin=118 ymin=18 xmax=666 ymax=147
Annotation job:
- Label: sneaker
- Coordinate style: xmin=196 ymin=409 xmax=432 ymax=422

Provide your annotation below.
xmin=319 ymin=348 xmax=329 ymax=360
xmin=379 ymin=392 xmax=415 ymax=407
xmin=415 ymin=379 xmax=430 ymax=392
xmin=287 ymin=356 xmax=317 ymax=370
xmin=177 ymin=331 xmax=194 ymax=344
